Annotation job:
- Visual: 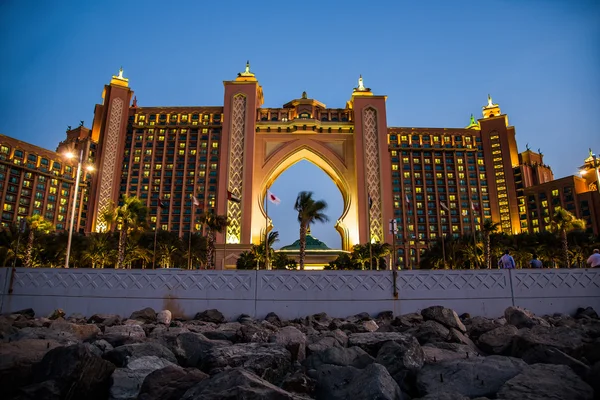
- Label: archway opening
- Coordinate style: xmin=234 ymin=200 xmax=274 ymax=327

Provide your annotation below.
xmin=268 ymin=160 xmax=343 ymax=250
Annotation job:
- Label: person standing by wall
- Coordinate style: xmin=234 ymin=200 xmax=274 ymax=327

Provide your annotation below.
xmin=529 ymin=254 xmax=543 ymax=268
xmin=498 ymin=249 xmax=516 ymax=269
xmin=587 ymin=249 xmax=600 ymax=268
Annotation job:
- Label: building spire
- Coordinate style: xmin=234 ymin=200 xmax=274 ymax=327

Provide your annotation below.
xmin=482 ymin=94 xmax=500 ymax=118
xmin=110 ymin=66 xmax=129 ymax=87
xmin=358 ymin=75 xmax=365 ymax=91
xmin=487 ymin=94 xmax=493 ymax=108
xmin=245 ymin=60 xmax=250 ymax=74
xmin=352 ymin=74 xmax=372 ymax=95
xmin=236 ymin=60 xmax=256 ymax=81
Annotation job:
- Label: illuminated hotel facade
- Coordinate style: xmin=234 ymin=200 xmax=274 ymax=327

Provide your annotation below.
xmin=0 ymin=64 xmax=598 ymax=268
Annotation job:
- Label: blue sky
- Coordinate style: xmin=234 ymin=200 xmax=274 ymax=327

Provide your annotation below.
xmin=0 ymin=0 xmax=598 ymax=249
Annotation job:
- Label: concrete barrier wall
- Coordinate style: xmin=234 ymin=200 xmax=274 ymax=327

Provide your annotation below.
xmin=0 ymin=267 xmax=598 ymax=320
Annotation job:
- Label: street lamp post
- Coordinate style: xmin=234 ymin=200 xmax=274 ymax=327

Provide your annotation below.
xmin=64 ymin=147 xmax=93 ymax=269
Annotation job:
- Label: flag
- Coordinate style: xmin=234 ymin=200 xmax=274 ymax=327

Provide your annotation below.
xmin=159 ymin=201 xmax=168 ymax=209
xmin=405 ymin=194 xmax=411 ymax=208
xmin=267 ymin=190 xmax=281 ymax=205
xmin=440 ymin=201 xmax=449 ymax=211
xmin=227 ymin=190 xmax=241 ymax=203
xmin=368 ymin=195 xmax=373 ymax=209
xmin=192 ymin=195 xmax=200 ymax=206
xmin=471 ymin=201 xmax=480 ymax=212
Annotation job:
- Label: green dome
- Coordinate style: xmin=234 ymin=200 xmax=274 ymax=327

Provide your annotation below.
xmin=279 ymin=234 xmax=331 ymax=251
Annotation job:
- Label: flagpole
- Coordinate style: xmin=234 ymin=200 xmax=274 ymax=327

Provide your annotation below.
xmin=223 ymin=200 xmax=227 ymax=270
xmin=152 ymin=204 xmax=160 ymax=269
xmin=188 ymin=194 xmax=194 ymax=270
xmin=265 ymin=189 xmax=269 ymax=270
xmin=471 ymin=202 xmax=478 ymax=269
xmin=367 ymin=195 xmax=372 ymax=271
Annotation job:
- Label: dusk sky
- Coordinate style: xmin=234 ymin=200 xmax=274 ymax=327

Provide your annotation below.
xmin=1 ymin=1 xmax=598 ymax=249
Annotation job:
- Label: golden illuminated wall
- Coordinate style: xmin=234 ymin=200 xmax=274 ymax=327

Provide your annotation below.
xmin=362 ymin=108 xmax=383 ymax=242
xmin=226 ymin=95 xmax=247 ymax=243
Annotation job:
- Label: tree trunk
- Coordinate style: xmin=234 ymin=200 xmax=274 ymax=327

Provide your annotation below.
xmin=299 ymin=223 xmax=307 ymax=270
xmin=561 ymin=229 xmax=569 ymax=268
xmin=117 ymin=229 xmax=127 ymax=269
xmin=484 ymin=233 xmax=491 ymax=269
xmin=207 ymin=230 xmax=215 ymax=269
xmin=24 ymin=230 xmax=34 ymax=268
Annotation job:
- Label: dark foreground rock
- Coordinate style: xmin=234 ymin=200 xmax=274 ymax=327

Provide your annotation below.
xmin=1 ymin=304 xmax=598 ymax=400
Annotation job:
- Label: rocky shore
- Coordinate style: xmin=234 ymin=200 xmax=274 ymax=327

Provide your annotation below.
xmin=1 ymin=305 xmax=599 ymax=400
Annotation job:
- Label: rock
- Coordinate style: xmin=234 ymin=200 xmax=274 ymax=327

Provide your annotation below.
xmin=109 ymin=356 xmax=177 ymax=400
xmin=11 ymin=308 xmax=35 ymax=318
xmin=169 ymin=332 xmax=230 ymax=367
xmin=28 ymin=343 xmax=115 ymax=400
xmin=504 ymin=306 xmax=550 ymax=329
xmin=88 ymin=313 xmax=122 ymax=326
xmin=466 ymin=316 xmax=504 ymax=341
xmin=306 ymin=330 xmax=347 ymax=355
xmin=102 ymin=324 xmax=146 ymax=347
xmin=129 ymin=307 xmax=157 ymax=323
xmin=199 ymin=342 xmax=292 ymax=384
xmin=240 ymin=323 xmax=272 ymax=343
xmin=422 ymin=306 xmax=467 ymax=333
xmin=414 ymin=392 xmax=471 ymax=400
xmin=416 ymin=355 xmax=527 ymax=398
xmin=520 ymin=345 xmax=590 ymax=378
xmin=352 ymin=312 xmax=372 ymax=322
xmin=497 ymin=363 xmax=593 ymax=400
xmin=9 ymin=326 xmax=79 ymax=345
xmin=49 ymin=319 xmax=101 ymax=341
xmin=363 ymin=320 xmax=379 ymax=332
xmin=409 ymin=320 xmax=451 ymax=345
xmin=137 ymin=365 xmax=208 ymax=400
xmin=585 ymin=361 xmax=600 ymax=399
xmin=281 ymin=371 xmax=316 ymax=396
xmin=304 ymin=346 xmax=375 ymax=370
xmin=48 ymin=308 xmax=67 ymax=320
xmin=478 ymin=325 xmax=518 ymax=355
xmin=348 ymin=331 xmax=418 ymax=357
xmin=269 ymin=326 xmax=307 ymax=362
xmin=510 ymin=325 xmax=586 ymax=359
xmin=0 ymin=338 xmax=62 ymax=399
xmin=92 ymin=339 xmax=114 ymax=354
xmin=265 ymin=312 xmax=283 ymax=326
xmin=448 ymin=328 xmax=479 ymax=352
xmin=194 ymin=309 xmax=225 ymax=324
xmin=376 ymin=338 xmax=425 ymax=387
xmin=423 ymin=343 xmax=482 ymax=364
xmin=67 ymin=312 xmax=87 ymax=323
xmin=180 ymin=367 xmax=303 ymax=400
xmin=157 ymin=310 xmax=172 ymax=325
xmin=392 ymin=313 xmax=424 ymax=330
xmin=103 ymin=342 xmax=177 ymax=367
xmin=315 ymin=363 xmax=403 ymax=400
xmin=0 ymin=318 xmax=18 ymax=340
xmin=237 ymin=314 xmax=254 ymax=324
xmin=377 ymin=310 xmax=395 ymax=321
xmin=576 ymin=307 xmax=599 ymax=320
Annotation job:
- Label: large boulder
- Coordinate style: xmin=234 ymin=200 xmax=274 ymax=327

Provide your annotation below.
xmin=409 ymin=320 xmax=451 ymax=345
xmin=9 ymin=326 xmax=79 ymax=345
xmin=102 ymin=324 xmax=146 ymax=347
xmin=497 ymin=363 xmax=593 ymax=400
xmin=103 ymin=342 xmax=177 ymax=367
xmin=304 ymin=346 xmax=375 ymax=370
xmin=109 ymin=356 xmax=177 ymax=400
xmin=510 ymin=325 xmax=586 ymax=359
xmin=477 ymin=325 xmax=518 ymax=355
xmin=138 ymin=365 xmax=208 ymax=400
xmin=307 ymin=329 xmax=347 ymax=355
xmin=269 ymin=326 xmax=306 ymax=362
xmin=504 ymin=307 xmax=550 ymax=329
xmin=281 ymin=371 xmax=316 ymax=397
xmin=26 ymin=343 xmax=115 ymax=400
xmin=422 ymin=343 xmax=482 ymax=364
xmin=416 ymin=355 xmax=527 ymax=398
xmin=376 ymin=339 xmax=425 ymax=394
xmin=348 ymin=332 xmax=417 ymax=357
xmin=129 ymin=307 xmax=157 ymax=323
xmin=169 ymin=332 xmax=230 ymax=368
xmin=466 ymin=316 xmax=505 ymax=341
xmin=194 ymin=309 xmax=225 ymax=324
xmin=520 ymin=345 xmax=590 ymax=378
xmin=88 ymin=313 xmax=121 ymax=327
xmin=180 ymin=367 xmax=303 ymax=399
xmin=0 ymin=338 xmax=62 ymax=399
xmin=156 ymin=310 xmax=172 ymax=325
xmin=315 ymin=363 xmax=404 ymax=400
xmin=422 ymin=306 xmax=467 ymax=333
xmin=49 ymin=319 xmax=101 ymax=341
xmin=199 ymin=342 xmax=292 ymax=384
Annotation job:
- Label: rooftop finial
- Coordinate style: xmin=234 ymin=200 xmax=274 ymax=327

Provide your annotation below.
xmin=470 ymin=114 xmax=476 ymax=125
xmin=358 ymin=75 xmax=365 ymax=91
xmin=301 ymin=91 xmax=307 ymax=99
xmin=487 ymin=94 xmax=493 ymax=107
xmin=118 ymin=66 xmax=124 ymax=79
xmin=245 ymin=60 xmax=250 ymax=74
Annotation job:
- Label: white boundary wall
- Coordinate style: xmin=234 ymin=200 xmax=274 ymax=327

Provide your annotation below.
xmin=0 ymin=268 xmax=599 ymax=320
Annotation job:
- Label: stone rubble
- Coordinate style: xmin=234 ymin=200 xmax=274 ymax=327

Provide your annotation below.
xmin=0 ymin=305 xmax=597 ymax=400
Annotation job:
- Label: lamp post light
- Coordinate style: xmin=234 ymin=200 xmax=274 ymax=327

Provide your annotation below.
xmin=64 ymin=148 xmax=94 ymax=269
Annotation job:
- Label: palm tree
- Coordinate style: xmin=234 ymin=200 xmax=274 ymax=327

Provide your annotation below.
xmin=550 ymin=207 xmax=586 ymax=268
xmin=236 ymin=251 xmax=257 ymax=270
xmin=101 ymin=195 xmax=148 ymax=269
xmin=351 ymin=244 xmax=370 ymax=270
xmin=81 ymin=233 xmax=116 ymax=268
xmin=198 ymin=212 xmax=228 ymax=269
xmin=123 ymin=240 xmax=152 ymax=269
xmin=294 ymin=191 xmax=329 ymax=270
xmin=24 ymin=215 xmax=53 ymax=268
xmin=481 ymin=219 xmax=500 ymax=269
xmin=371 ymin=242 xmax=391 ymax=270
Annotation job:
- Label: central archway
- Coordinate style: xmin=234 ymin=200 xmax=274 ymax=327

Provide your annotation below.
xmin=250 ymin=136 xmax=360 ymax=251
